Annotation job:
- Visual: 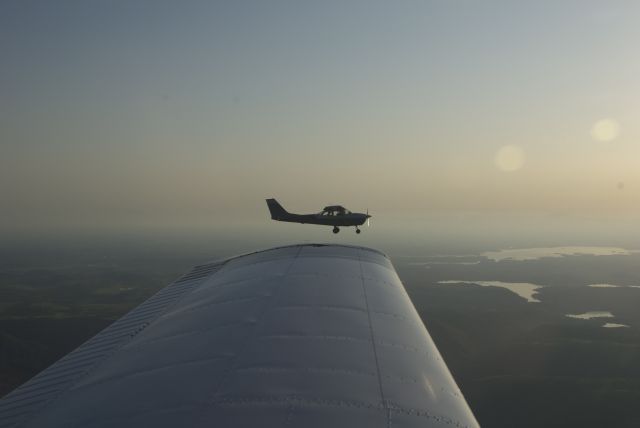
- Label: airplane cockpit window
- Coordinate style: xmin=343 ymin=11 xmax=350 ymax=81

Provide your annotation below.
xmin=319 ymin=206 xmax=350 ymax=216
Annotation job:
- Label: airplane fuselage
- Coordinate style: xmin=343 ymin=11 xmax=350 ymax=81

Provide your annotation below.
xmin=273 ymin=212 xmax=368 ymax=227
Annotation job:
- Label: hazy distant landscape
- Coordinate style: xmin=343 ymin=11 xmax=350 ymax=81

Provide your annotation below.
xmin=396 ymin=246 xmax=640 ymax=428
xmin=2 ymin=232 xmax=640 ymax=428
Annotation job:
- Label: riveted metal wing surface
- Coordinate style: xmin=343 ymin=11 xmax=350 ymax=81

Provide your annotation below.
xmin=0 ymin=244 xmax=479 ymax=428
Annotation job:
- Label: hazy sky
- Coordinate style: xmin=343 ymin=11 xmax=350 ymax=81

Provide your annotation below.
xmin=2 ymin=1 xmax=639 ymax=234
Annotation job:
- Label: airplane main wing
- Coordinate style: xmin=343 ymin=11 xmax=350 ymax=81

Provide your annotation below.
xmin=0 ymin=244 xmax=479 ymax=428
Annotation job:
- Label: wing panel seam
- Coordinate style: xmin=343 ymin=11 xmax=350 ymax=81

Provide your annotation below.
xmin=357 ymin=249 xmax=391 ymax=428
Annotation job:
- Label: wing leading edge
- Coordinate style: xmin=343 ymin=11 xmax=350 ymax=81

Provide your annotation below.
xmin=0 ymin=244 xmax=479 ymax=428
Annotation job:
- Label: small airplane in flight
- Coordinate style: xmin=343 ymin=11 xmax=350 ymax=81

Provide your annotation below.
xmin=266 ymin=198 xmax=371 ymax=234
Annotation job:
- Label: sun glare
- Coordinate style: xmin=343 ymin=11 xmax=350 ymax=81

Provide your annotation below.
xmin=494 ymin=145 xmax=525 ymax=172
xmin=590 ymin=119 xmax=620 ymax=142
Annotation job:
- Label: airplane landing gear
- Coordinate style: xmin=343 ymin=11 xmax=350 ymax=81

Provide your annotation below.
xmin=356 ymin=228 xmax=361 ymax=234
xmin=333 ymin=226 xmax=340 ymax=234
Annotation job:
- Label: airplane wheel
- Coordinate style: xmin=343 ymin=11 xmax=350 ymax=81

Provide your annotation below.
xmin=333 ymin=227 xmax=339 ymax=234
xmin=356 ymin=229 xmax=361 ymax=234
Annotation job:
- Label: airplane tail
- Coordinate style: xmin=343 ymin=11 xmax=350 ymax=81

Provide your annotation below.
xmin=266 ymin=198 xmax=290 ymax=220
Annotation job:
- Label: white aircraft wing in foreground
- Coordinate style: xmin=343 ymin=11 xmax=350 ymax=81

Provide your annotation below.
xmin=0 ymin=244 xmax=479 ymax=428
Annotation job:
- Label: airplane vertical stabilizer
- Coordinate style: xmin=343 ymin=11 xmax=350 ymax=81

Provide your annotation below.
xmin=266 ymin=198 xmax=289 ymax=220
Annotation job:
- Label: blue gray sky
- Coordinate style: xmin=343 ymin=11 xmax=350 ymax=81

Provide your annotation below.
xmin=2 ymin=1 xmax=639 ymax=234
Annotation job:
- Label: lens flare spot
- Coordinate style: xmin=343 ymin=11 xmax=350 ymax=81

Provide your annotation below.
xmin=494 ymin=145 xmax=525 ymax=172
xmin=591 ymin=118 xmax=620 ymax=142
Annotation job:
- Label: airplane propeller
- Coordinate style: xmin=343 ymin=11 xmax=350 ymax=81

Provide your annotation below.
xmin=367 ymin=209 xmax=370 ymax=227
